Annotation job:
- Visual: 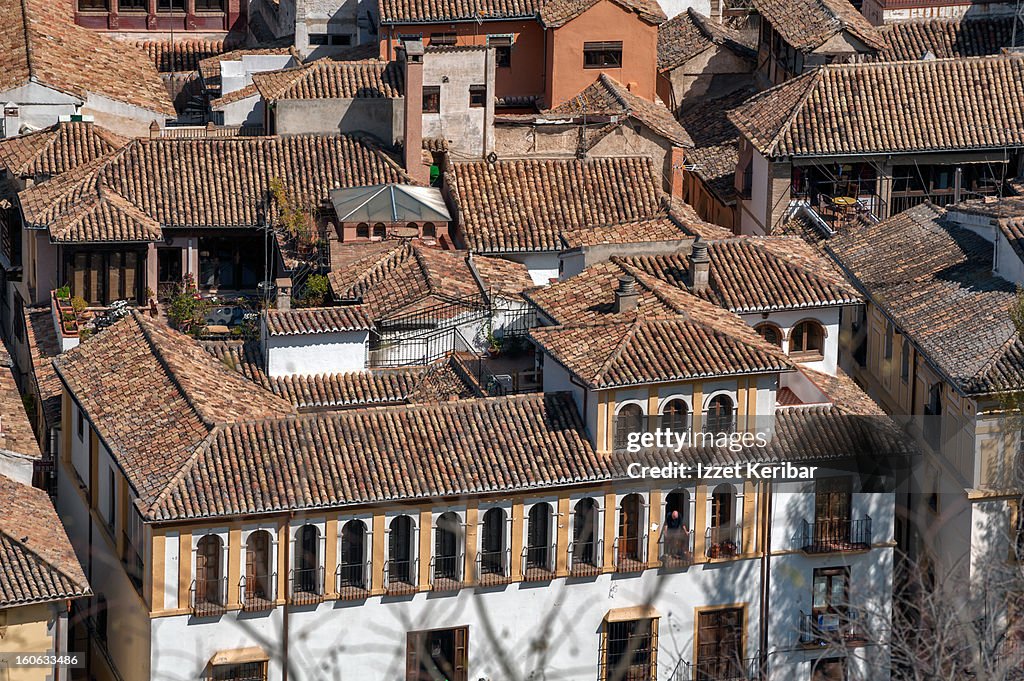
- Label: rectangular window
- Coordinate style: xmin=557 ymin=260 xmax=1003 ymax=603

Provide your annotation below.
xmin=309 ymin=34 xmax=329 ymax=45
xmin=488 ymin=35 xmax=513 ymax=68
xmin=118 ymin=0 xmax=146 ymax=10
xmin=812 ymin=567 xmax=849 ymax=614
xmin=469 ymin=85 xmax=486 ymax=108
xmin=406 ymin=627 xmax=468 ymax=681
xmin=330 ymin=34 xmax=352 ymax=46
xmin=78 ymin=0 xmax=108 ymax=9
xmin=423 ymin=86 xmax=441 ymax=114
xmin=67 ymin=250 xmax=143 ymax=306
xmin=157 ymin=0 xmax=185 ymax=10
xmin=583 ymin=41 xmax=623 ymax=69
xmin=210 ymin=662 xmax=268 ymax=681
xmin=695 ymin=608 xmax=743 ymax=680
xmin=107 ymin=468 xmax=116 ymax=532
xmin=430 ymin=32 xmax=457 ymax=46
xmin=812 ymin=657 xmax=846 ymax=681
xmin=194 ymin=0 xmax=224 ymax=10
xmin=602 ymin=618 xmax=656 ymax=681
xmin=883 ymin=321 xmax=893 ymax=360
xmin=900 ymin=340 xmax=910 ymax=382
xmin=77 ymin=408 xmax=85 ymax=441
xmin=311 ymin=33 xmax=353 ymax=46
xmin=398 ymin=34 xmax=423 ymax=43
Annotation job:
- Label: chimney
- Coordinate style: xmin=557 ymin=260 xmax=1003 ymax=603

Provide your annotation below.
xmin=613 ymin=275 xmax=639 ymax=313
xmin=689 ymin=238 xmax=710 ymax=292
xmin=276 ymin=277 xmax=293 ymax=311
xmin=401 ymin=40 xmax=430 ymax=185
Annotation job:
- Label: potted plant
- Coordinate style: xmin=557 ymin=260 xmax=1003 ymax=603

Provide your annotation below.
xmin=486 ymin=330 xmax=501 ymax=358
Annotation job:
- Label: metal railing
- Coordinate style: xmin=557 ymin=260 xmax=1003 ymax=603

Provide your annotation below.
xmin=288 ymin=566 xmax=324 ymax=605
xmin=567 ymin=539 xmax=603 ymax=577
xmin=659 ymin=527 xmax=694 ymax=569
xmin=475 ymin=548 xmax=511 ymax=586
xmin=613 ymin=534 xmax=648 ymax=572
xmin=800 ymin=516 xmax=872 ymax=554
xmin=430 ymin=553 xmax=464 ymax=590
xmin=522 ymin=543 xmax=556 ymax=581
xmin=383 ymin=558 xmax=418 ymax=595
xmin=799 ymin=610 xmax=867 ymax=646
xmin=679 ymin=655 xmax=760 ymax=680
xmin=705 ymin=526 xmax=742 ymax=559
xmin=189 ymin=577 xmax=227 ymax=617
xmin=702 ymin=408 xmax=737 ymax=436
xmin=239 ymin=572 xmax=276 ymax=611
xmin=336 ymin=561 xmax=371 ymax=599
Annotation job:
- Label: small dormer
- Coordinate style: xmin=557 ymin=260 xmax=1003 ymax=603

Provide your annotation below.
xmin=329 ymin=184 xmax=454 ymax=246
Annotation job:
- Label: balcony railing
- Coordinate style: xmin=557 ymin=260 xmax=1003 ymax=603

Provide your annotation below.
xmin=475 ymin=548 xmax=511 ymax=586
xmin=336 ymin=561 xmax=371 ymax=600
xmin=705 ymin=526 xmax=742 ymax=559
xmin=679 ymin=655 xmax=760 ymax=681
xmin=522 ymin=544 xmax=556 ymax=581
xmin=613 ymin=534 xmax=648 ymax=573
xmin=383 ymin=558 xmax=418 ymax=595
xmin=659 ymin=527 xmax=694 ymax=569
xmin=239 ymin=572 xmax=276 ymax=611
xmin=800 ymin=517 xmax=872 ymax=554
xmin=189 ymin=577 xmax=227 ymax=618
xmin=430 ymin=553 xmax=464 ymax=591
xmin=567 ymin=539 xmax=603 ymax=577
xmin=702 ymin=409 xmax=737 ymax=436
xmin=799 ymin=610 xmax=868 ymax=647
xmin=289 ymin=566 xmax=324 ymax=605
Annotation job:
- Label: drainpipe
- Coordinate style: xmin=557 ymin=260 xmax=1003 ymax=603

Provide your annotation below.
xmin=758 ymin=482 xmax=772 ymax=680
xmin=282 ymin=514 xmax=292 ymax=681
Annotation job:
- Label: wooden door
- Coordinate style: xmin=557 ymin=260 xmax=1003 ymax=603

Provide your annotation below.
xmin=696 ymin=608 xmax=743 ymax=681
xmin=246 ymin=532 xmax=270 ymax=599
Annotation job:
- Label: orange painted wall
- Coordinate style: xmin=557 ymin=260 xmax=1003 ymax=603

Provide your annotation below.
xmin=545 ymin=0 xmax=659 ymax=107
xmin=381 ymin=21 xmax=546 ymax=102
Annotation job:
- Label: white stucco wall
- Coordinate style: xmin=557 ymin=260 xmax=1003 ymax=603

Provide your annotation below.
xmin=0 ymin=451 xmax=34 ymax=485
xmin=741 ymin=307 xmax=842 ymax=376
xmin=263 ymin=329 xmax=369 ymax=377
xmin=496 ymin=252 xmax=560 ymax=285
xmin=0 ymin=82 xmax=81 ymax=138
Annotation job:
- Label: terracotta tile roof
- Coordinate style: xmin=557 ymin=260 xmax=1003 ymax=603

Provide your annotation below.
xmin=873 ymin=16 xmax=1013 ymax=62
xmin=548 ymin=74 xmax=692 ymax=147
xmin=799 ymin=366 xmax=885 ymax=416
xmin=48 ymin=191 xmax=163 ymax=243
xmin=198 ymin=45 xmax=299 ymax=83
xmin=53 ymin=313 xmax=295 ymax=511
xmin=825 ymin=202 xmax=1024 ymax=395
xmin=379 ymin=0 xmax=541 ymax=23
xmin=0 ymin=359 xmax=41 ymax=461
xmin=253 ymin=59 xmax=404 ymax=100
xmin=24 ymin=307 xmax=62 ymax=430
xmin=0 ymin=122 xmax=128 ymax=179
xmin=0 ymin=476 xmax=90 ymax=606
xmin=203 ymin=340 xmax=480 ymax=409
xmin=447 ymin=156 xmax=665 ymax=253
xmin=657 ymin=8 xmax=755 ymax=71
xmin=0 ymin=0 xmax=175 ymax=116
xmin=530 ymin=314 xmax=792 ymax=388
xmin=209 ymin=83 xmax=260 ymax=108
xmin=18 ymin=135 xmax=411 ymax=241
xmin=620 ymin=236 xmax=861 ymax=313
xmin=729 ymin=55 xmax=1024 ymax=159
xmin=751 ymin=0 xmax=883 ymax=52
xmin=149 ymin=392 xmax=605 ymax=519
xmin=263 ymin=306 xmax=374 ymax=335
xmin=679 ymin=88 xmax=755 ymax=204
xmin=1000 ymin=218 xmax=1024 ymax=263
xmin=540 ymin=0 xmax=666 ymax=26
xmin=131 ymin=37 xmax=233 ymax=73
xmin=559 ymin=215 xmax=691 ymax=248
xmin=327 ymin=241 xmax=531 ymax=319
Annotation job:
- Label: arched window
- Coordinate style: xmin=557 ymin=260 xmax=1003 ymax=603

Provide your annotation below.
xmin=196 ymin=535 xmax=224 ymax=606
xmin=480 ymin=508 xmax=506 ymax=577
xmin=704 ymin=395 xmax=735 ymax=435
xmin=293 ymin=524 xmax=321 ymax=600
xmin=663 ymin=489 xmax=691 ymax=564
xmin=617 ymin=494 xmax=644 ymax=567
xmin=406 ymin=222 xmax=419 ymax=234
xmin=614 ymin=403 xmax=644 ymax=450
xmin=434 ymin=512 xmax=462 ymax=583
xmin=356 ymin=222 xmax=369 ymax=238
xmin=422 ymin=222 xmax=436 ymax=238
xmin=660 ymin=399 xmax=690 ymax=433
xmin=372 ymin=222 xmax=387 ymax=238
xmin=791 ymin=320 xmax=825 ymax=357
xmin=243 ymin=530 xmax=272 ymax=609
xmin=572 ymin=498 xmax=599 ymax=569
xmin=755 ymin=323 xmax=783 ymax=347
xmin=339 ymin=520 xmax=367 ymax=592
xmin=388 ymin=515 xmax=415 ymax=588
xmin=708 ymin=484 xmax=738 ymax=558
xmin=525 ymin=503 xmax=552 ymax=576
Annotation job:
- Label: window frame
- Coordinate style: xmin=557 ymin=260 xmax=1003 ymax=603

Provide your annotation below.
xmin=583 ymin=41 xmax=623 ymax=69
xmin=488 ymin=34 xmax=513 ymax=68
xmin=601 ymin=617 xmax=657 ymax=681
xmin=422 ymin=86 xmax=441 ymax=114
xmin=469 ymin=84 xmax=487 ymax=108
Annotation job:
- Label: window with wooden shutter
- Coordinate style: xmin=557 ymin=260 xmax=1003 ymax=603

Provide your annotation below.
xmin=696 ymin=608 xmax=743 ymax=681
xmin=602 ymin=618 xmax=656 ymax=681
xmin=406 ymin=627 xmax=468 ymax=681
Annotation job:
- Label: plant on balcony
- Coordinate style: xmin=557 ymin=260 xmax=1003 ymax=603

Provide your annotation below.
xmin=294 ymin=274 xmax=329 ymax=308
xmin=270 ymin=177 xmax=322 ymax=258
xmin=166 ymin=274 xmax=210 ymax=337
